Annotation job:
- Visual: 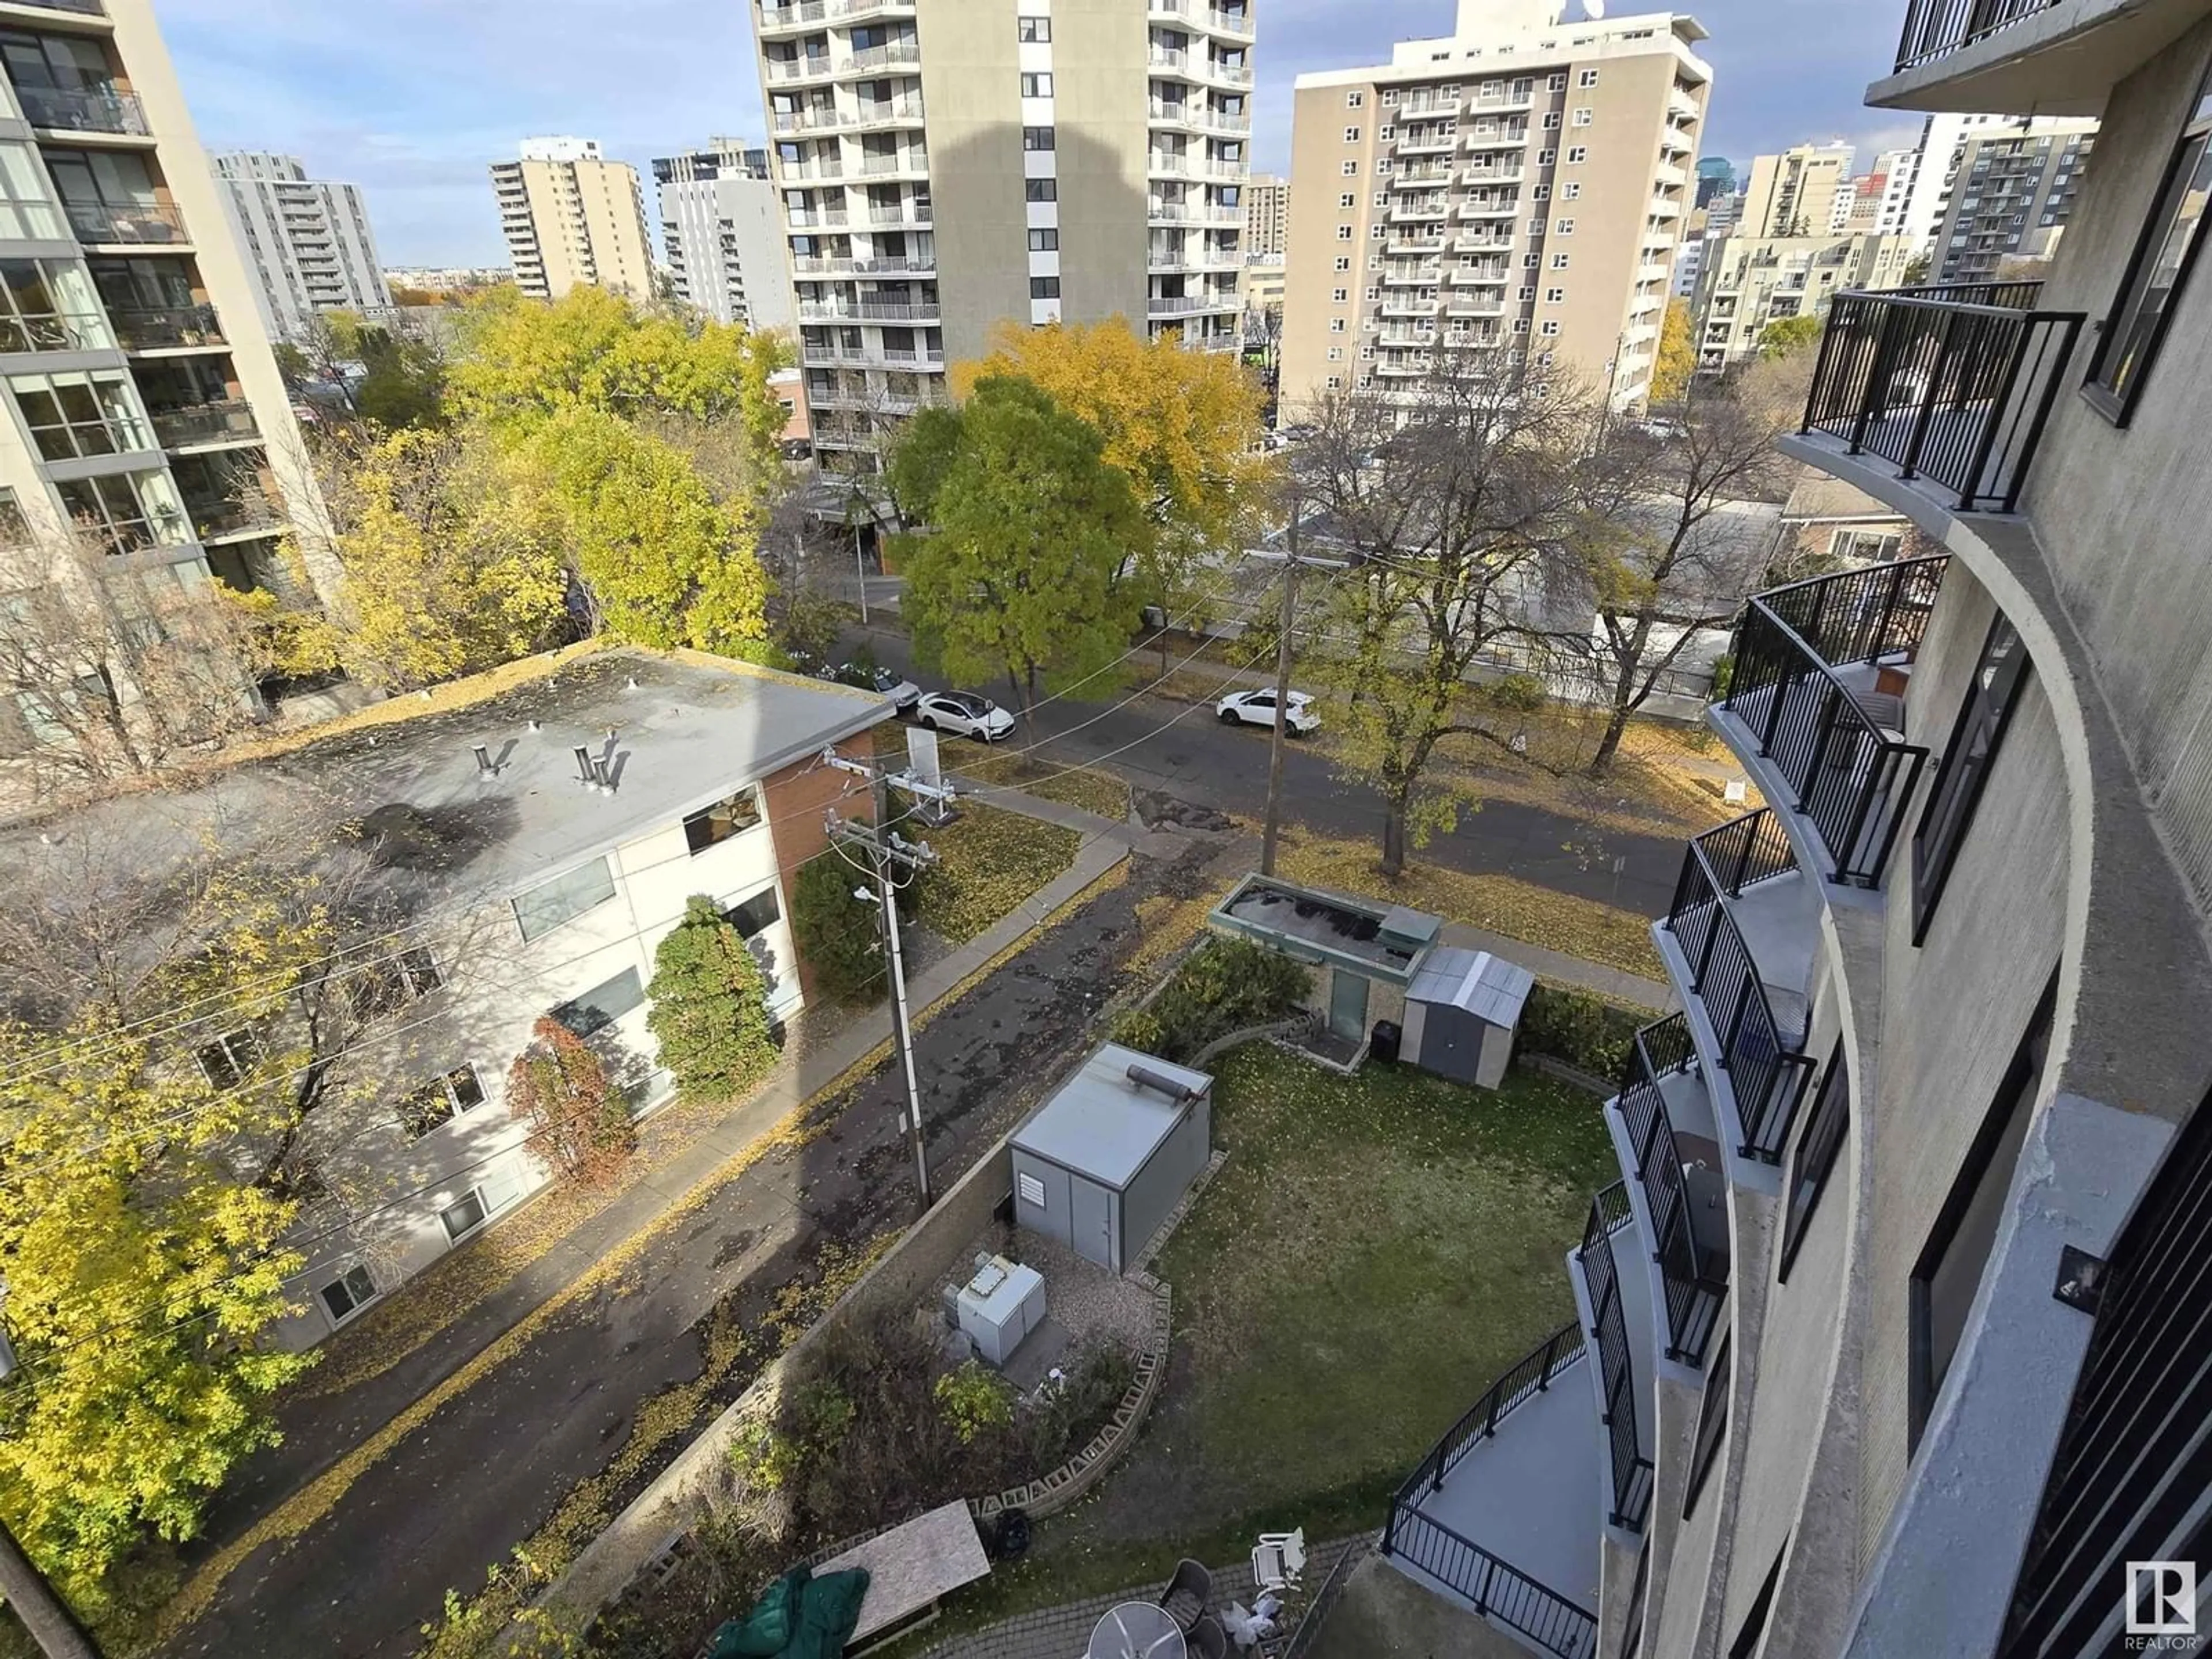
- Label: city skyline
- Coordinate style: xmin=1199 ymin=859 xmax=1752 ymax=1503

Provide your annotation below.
xmin=160 ymin=0 xmax=1914 ymax=266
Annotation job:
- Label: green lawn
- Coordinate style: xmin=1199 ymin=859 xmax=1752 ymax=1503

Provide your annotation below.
xmin=875 ymin=1044 xmax=1616 ymax=1652
xmin=907 ymin=804 xmax=1082 ymax=944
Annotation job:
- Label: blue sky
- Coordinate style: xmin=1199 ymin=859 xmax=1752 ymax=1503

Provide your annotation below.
xmin=158 ymin=0 xmax=1928 ymax=267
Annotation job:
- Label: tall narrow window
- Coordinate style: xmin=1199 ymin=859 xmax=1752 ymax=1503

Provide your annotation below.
xmin=2087 ymin=59 xmax=2212 ymax=422
xmin=1908 ymin=971 xmax=2059 ymax=1454
xmin=1683 ymin=1332 xmax=1731 ymax=1518
xmin=1913 ymin=614 xmax=2030 ymax=942
xmin=1779 ymin=1039 xmax=1851 ymax=1281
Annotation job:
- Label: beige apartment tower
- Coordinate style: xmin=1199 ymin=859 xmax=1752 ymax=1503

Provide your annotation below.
xmin=0 ymin=0 xmax=325 ymax=611
xmin=490 ymin=138 xmax=655 ymax=302
xmin=1738 ymin=142 xmax=1853 ymax=238
xmin=1281 ymin=0 xmax=1709 ymax=416
xmin=1245 ymin=171 xmax=1287 ymax=255
xmin=752 ymin=0 xmax=1255 ymax=475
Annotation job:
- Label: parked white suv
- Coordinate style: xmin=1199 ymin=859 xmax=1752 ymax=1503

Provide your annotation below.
xmin=1216 ymin=687 xmax=1320 ymax=736
xmin=915 ymin=690 xmax=1017 ymax=742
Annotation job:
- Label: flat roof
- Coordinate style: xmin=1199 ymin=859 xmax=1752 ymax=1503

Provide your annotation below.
xmin=0 ymin=646 xmax=893 ymax=925
xmin=1209 ymin=874 xmax=1440 ymax=984
xmin=1013 ymin=1043 xmax=1213 ymax=1190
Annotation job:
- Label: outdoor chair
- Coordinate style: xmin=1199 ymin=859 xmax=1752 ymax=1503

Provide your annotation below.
xmin=1188 ymin=1613 xmax=1229 ymax=1659
xmin=1251 ymin=1528 xmax=1306 ymax=1593
xmin=1159 ymin=1558 xmax=1211 ymax=1633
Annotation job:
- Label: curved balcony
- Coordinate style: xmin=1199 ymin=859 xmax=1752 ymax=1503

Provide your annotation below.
xmin=1574 ymin=1182 xmax=1655 ymax=1532
xmin=1660 ymin=811 xmax=1819 ymax=1168
xmin=1613 ymin=1015 xmax=1729 ymax=1365
xmin=1714 ymin=556 xmax=1948 ymax=887
xmin=1791 ymin=283 xmax=2085 ymax=514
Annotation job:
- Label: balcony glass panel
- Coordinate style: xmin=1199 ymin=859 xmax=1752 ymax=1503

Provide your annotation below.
xmin=56 ymin=465 xmax=188 ymax=555
xmin=0 ymin=256 xmax=108 ymax=350
xmin=8 ymin=366 xmax=150 ymax=457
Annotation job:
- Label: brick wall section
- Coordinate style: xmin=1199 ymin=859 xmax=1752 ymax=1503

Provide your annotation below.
xmin=762 ymin=730 xmax=880 ymax=1001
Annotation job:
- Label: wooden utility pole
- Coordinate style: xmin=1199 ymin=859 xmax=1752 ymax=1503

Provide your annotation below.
xmin=1262 ymin=497 xmax=1300 ymax=878
xmin=0 ymin=1519 xmax=96 ymax=1658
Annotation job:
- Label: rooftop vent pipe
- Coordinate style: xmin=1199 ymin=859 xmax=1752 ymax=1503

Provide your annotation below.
xmin=1126 ymin=1063 xmax=1198 ymax=1105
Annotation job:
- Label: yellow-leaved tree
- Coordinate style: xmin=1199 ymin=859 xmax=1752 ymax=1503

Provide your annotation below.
xmin=955 ymin=320 xmax=1275 ymax=645
xmin=1652 ymin=297 xmax=1697 ymax=407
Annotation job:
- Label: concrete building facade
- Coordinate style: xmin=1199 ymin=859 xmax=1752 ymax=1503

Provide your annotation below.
xmin=1244 ymin=169 xmax=1287 ymax=255
xmin=652 ymin=141 xmax=795 ymax=332
xmin=0 ymin=0 xmax=328 ymax=648
xmin=489 ymin=137 xmax=655 ymax=303
xmin=1281 ymin=0 xmax=1710 ymax=415
xmin=1691 ymin=230 xmax=1915 ymax=371
xmin=1927 ymin=115 xmax=2096 ymax=283
xmin=211 ymin=151 xmax=390 ymax=343
xmin=753 ymin=0 xmax=1254 ymax=475
xmin=1360 ymin=5 xmax=2212 ymax=1658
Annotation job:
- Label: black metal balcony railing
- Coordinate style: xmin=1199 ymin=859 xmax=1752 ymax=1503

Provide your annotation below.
xmin=1666 ymin=814 xmax=1819 ymax=1165
xmin=190 ymin=490 xmax=284 ymax=541
xmin=151 ymin=399 xmax=258 ymax=449
xmin=1616 ymin=1016 xmax=1728 ymax=1364
xmin=17 ymin=85 xmax=150 ymax=136
xmin=1400 ymin=1321 xmax=1581 ymax=1502
xmin=1895 ymin=0 xmax=2062 ymax=73
xmin=1580 ymin=1183 xmax=1654 ymax=1532
xmin=108 ymin=304 xmax=224 ymax=350
xmin=66 ymin=199 xmax=187 ymax=246
xmin=1724 ymin=558 xmax=1946 ymax=887
xmin=1801 ymin=284 xmax=2085 ymax=513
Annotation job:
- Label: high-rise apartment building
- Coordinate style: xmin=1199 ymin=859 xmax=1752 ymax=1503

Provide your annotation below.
xmin=1693 ymin=154 xmax=1733 ymax=208
xmin=652 ymin=141 xmax=794 ymax=331
xmin=752 ymin=0 xmax=1255 ymax=475
xmin=1690 ymin=229 xmax=1914 ymax=370
xmin=1282 ymin=0 xmax=1709 ymax=415
xmin=1245 ymin=172 xmax=1287 ymax=256
xmin=211 ymin=151 xmax=390 ymax=343
xmin=1738 ymin=142 xmax=1853 ymax=238
xmin=0 ymin=0 xmax=325 ymax=607
xmin=1360 ymin=3 xmax=2212 ymax=1657
xmin=1929 ymin=116 xmax=2096 ymax=283
xmin=489 ymin=137 xmax=654 ymax=302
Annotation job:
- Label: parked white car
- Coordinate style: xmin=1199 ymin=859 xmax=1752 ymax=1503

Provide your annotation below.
xmin=915 ymin=690 xmax=1017 ymax=742
xmin=1216 ymin=687 xmax=1320 ymax=735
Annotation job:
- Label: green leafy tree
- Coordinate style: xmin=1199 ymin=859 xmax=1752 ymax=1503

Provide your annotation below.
xmin=888 ymin=377 xmax=1144 ymax=714
xmin=791 ymin=851 xmax=884 ymax=1006
xmin=1757 ymin=313 xmax=1825 ymax=360
xmin=507 ymin=1018 xmax=632 ymax=1188
xmin=646 ymin=896 xmax=779 ymax=1100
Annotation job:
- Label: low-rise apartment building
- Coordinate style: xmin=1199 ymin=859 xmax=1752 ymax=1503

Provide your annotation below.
xmin=3 ymin=647 xmax=895 ymax=1351
xmin=1365 ymin=2 xmax=2212 ymax=1656
xmin=1281 ymin=0 xmax=1709 ymax=416
xmin=1691 ymin=230 xmax=1915 ymax=371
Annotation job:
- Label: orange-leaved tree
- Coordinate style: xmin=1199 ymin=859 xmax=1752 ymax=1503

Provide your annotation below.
xmin=507 ymin=1017 xmax=633 ymax=1187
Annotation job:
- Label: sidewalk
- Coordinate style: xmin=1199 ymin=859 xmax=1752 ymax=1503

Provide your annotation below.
xmin=1439 ymin=921 xmax=1673 ymax=1011
xmin=188 ymin=824 xmax=1139 ymax=1573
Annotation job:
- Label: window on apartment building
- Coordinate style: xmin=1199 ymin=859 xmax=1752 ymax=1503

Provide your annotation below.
xmin=1346 ymin=90 xmax=1365 ymax=109
xmin=1544 ymin=287 xmax=1565 ymax=303
xmin=1022 ymin=126 xmax=1055 ymax=150
xmin=1342 ymin=160 xmax=1359 ymax=177
xmin=55 ymin=469 xmax=185 ymax=555
xmin=1333 ymin=256 xmax=1351 ymax=271
xmin=1527 ymin=216 xmax=1546 ymax=236
xmin=0 ymin=258 xmax=107 ymax=352
xmin=0 ymin=144 xmax=62 ymax=241
xmin=1908 ymin=971 xmax=2059 ymax=1455
xmin=1377 ymin=125 xmax=1396 ymax=142
xmin=1728 ymin=1544 xmax=1786 ymax=1659
xmin=1512 ymin=317 xmax=1531 ymax=333
xmin=1365 ymin=284 xmax=1381 ymax=300
xmin=1683 ymin=1332 xmax=1731 ymax=1518
xmin=7 ymin=369 xmax=150 ymax=460
xmin=1332 ymin=287 xmax=1349 ymax=302
xmin=1539 ymin=319 xmax=1559 ymax=336
xmin=1542 ymin=111 xmax=1562 ymax=130
xmin=683 ymin=787 xmax=764 ymax=854
xmin=1537 ymin=148 xmax=1556 ymax=166
xmin=1550 ymin=252 xmax=1570 ymax=268
xmin=1338 ymin=192 xmax=1355 ymax=209
xmin=196 ymin=1025 xmax=265 ymax=1091
xmin=1020 ymin=73 xmax=1053 ymax=97
xmin=551 ymin=967 xmax=646 ymax=1042
xmin=440 ymin=1188 xmax=490 ymax=1243
xmin=319 ymin=1264 xmax=378 ymax=1325
xmin=1562 ymin=181 xmax=1581 ymax=199
xmin=1566 ymin=145 xmax=1587 ymax=164
xmin=1830 ymin=528 xmax=1903 ymax=563
xmin=1026 ymin=178 xmax=1057 ymax=202
xmin=1580 ymin=67 xmax=1600 ymax=88
xmin=1028 ymin=228 xmax=1058 ymax=251
xmin=1343 ymin=126 xmax=1362 ymax=143
xmin=1522 ymin=252 xmax=1541 ymax=267
xmin=1373 ymin=191 xmax=1389 ymax=208
xmin=2086 ymin=59 xmax=2212 ymax=422
xmin=1329 ymin=318 xmax=1346 ymax=333
xmin=1555 ymin=217 xmax=1575 ymax=234
xmin=1914 ymin=613 xmax=2029 ymax=942
xmin=1325 ymin=374 xmax=1341 ymax=388
xmin=725 ymin=885 xmax=781 ymax=942
xmin=1326 ymin=346 xmax=1344 ymax=361
xmin=396 ymin=1065 xmax=487 ymax=1141
xmin=1359 ymin=344 xmax=1376 ymax=359
xmin=344 ymin=948 xmax=444 ymax=1020
xmin=1370 ymin=223 xmax=1387 ymax=237
xmin=1030 ymin=275 xmax=1060 ymax=298
xmin=513 ymin=855 xmax=618 ymax=943
xmin=1381 ymin=88 xmax=1400 ymax=105
xmin=1520 ymin=285 xmax=1536 ymax=301
xmin=1779 ymin=1039 xmax=1851 ymax=1281
xmin=1530 ymin=184 xmax=1550 ymax=202
xmin=1017 ymin=16 xmax=1050 ymax=41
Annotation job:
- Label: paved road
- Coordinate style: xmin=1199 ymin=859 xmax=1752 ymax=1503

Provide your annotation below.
xmin=163 ymin=848 xmax=1210 ymax=1659
xmin=854 ymin=629 xmax=1685 ymax=919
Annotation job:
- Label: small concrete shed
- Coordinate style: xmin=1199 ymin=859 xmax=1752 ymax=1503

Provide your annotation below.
xmin=1010 ymin=1044 xmax=1214 ymax=1273
xmin=1404 ymin=948 xmax=1535 ymax=1089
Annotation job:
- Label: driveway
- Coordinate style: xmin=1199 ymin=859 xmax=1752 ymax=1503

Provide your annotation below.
xmin=849 ymin=629 xmax=1685 ymax=918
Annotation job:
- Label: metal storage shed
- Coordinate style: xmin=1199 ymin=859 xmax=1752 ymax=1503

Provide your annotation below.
xmin=1404 ymin=948 xmax=1535 ymax=1089
xmin=1010 ymin=1044 xmax=1214 ymax=1274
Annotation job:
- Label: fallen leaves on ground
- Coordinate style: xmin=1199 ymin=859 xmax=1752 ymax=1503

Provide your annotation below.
xmin=910 ymin=805 xmax=1083 ymax=944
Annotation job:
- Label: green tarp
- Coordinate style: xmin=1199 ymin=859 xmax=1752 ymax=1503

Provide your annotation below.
xmin=708 ymin=1565 xmax=872 ymax=1659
